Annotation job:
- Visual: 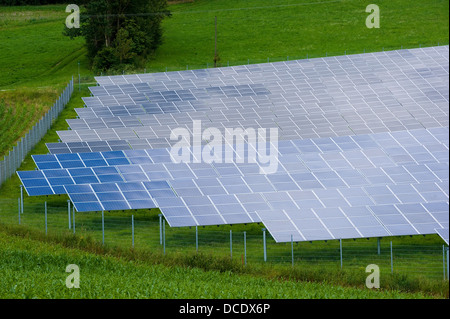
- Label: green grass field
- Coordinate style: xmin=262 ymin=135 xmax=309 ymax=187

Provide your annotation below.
xmin=0 ymin=223 xmax=442 ymax=299
xmin=1 ymin=197 xmax=448 ymax=298
xmin=0 ymin=0 xmax=448 ymax=299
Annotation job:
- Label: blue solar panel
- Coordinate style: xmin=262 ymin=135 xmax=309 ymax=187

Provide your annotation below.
xmin=26 ymin=186 xmax=54 ymax=196
xmin=60 ymin=160 xmax=85 ymax=169
xmin=116 ymin=181 xmax=146 ymax=191
xmin=32 ymin=154 xmax=57 ymax=162
xmin=143 ymin=180 xmax=171 ymax=190
xmin=36 ymin=161 xmax=61 ymax=170
xmin=79 ymin=152 xmax=103 ymax=160
xmin=102 ymin=150 xmax=126 ymax=158
xmin=22 ymin=179 xmax=50 ymax=187
xmin=128 ymin=199 xmax=156 ymax=209
xmin=96 ymin=192 xmax=125 ymax=201
xmin=92 ymin=166 xmax=119 ymax=175
xmin=74 ymin=202 xmax=103 ymax=212
xmin=96 ymin=174 xmax=124 ymax=183
xmin=17 ymin=170 xmax=44 ymax=179
xmin=91 ymin=183 xmax=119 ymax=192
xmin=122 ymin=191 xmax=150 ymax=200
xmin=47 ymin=177 xmax=74 ymax=186
xmin=42 ymin=169 xmax=70 ymax=178
xmin=68 ymin=167 xmax=94 ymax=176
xmin=56 ymin=153 xmax=80 ymax=161
xmin=70 ymin=193 xmax=99 ymax=202
xmin=65 ymin=184 xmax=93 ymax=194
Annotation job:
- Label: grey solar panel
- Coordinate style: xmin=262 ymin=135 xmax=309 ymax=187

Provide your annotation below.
xmin=17 ymin=46 xmax=450 ymax=243
xmin=435 ymin=228 xmax=449 ymax=245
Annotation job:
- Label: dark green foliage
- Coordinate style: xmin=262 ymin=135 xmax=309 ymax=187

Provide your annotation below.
xmin=92 ymin=47 xmax=119 ymax=72
xmin=0 ymin=0 xmax=64 ymax=5
xmin=63 ymin=0 xmax=170 ymax=72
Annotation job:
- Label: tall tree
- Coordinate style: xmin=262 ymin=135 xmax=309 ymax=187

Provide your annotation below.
xmin=64 ymin=0 xmax=170 ymax=71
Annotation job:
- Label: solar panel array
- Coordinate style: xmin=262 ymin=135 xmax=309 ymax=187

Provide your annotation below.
xmin=18 ymin=46 xmax=449 ymax=243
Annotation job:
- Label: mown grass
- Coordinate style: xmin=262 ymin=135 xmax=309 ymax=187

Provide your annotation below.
xmin=0 ymin=222 xmax=443 ymax=299
xmin=146 ymin=0 xmax=449 ymax=71
xmin=0 ymin=5 xmax=86 ymax=89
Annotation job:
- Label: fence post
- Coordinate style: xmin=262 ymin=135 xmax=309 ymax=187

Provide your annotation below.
xmin=18 ymin=198 xmax=20 ymax=225
xmin=447 ymin=246 xmax=449 ymax=281
xmin=132 ymin=215 xmax=134 ymax=248
xmin=44 ymin=201 xmax=47 ymax=235
xmin=20 ymin=185 xmax=24 ymax=215
xmin=12 ymin=146 xmax=16 ymax=173
xmin=67 ymin=200 xmax=71 ymax=229
xmin=443 ymin=245 xmax=446 ymax=280
xmin=159 ymin=214 xmax=162 ymax=245
xmin=390 ymin=241 xmax=393 ymax=274
xmin=230 ymin=229 xmax=232 ymax=260
xmin=377 ymin=237 xmax=381 ymax=255
xmin=102 ymin=210 xmax=105 ymax=245
xmin=340 ymin=239 xmax=343 ymax=269
xmin=291 ymin=235 xmax=294 ymax=268
xmin=163 ymin=219 xmax=166 ymax=255
xmin=195 ymin=226 xmax=198 ymax=252
xmin=262 ymin=228 xmax=267 ymax=262
xmin=244 ymin=231 xmax=247 ymax=266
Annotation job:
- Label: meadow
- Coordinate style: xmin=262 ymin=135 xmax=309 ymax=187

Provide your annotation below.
xmin=0 ymin=0 xmax=448 ymax=299
xmin=0 ymin=222 xmax=442 ymax=299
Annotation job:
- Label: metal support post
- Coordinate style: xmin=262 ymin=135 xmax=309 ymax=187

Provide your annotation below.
xmin=102 ymin=210 xmax=105 ymax=245
xmin=291 ymin=235 xmax=294 ymax=268
xmin=18 ymin=198 xmax=21 ymax=225
xmin=244 ymin=231 xmax=247 ymax=266
xmin=163 ymin=219 xmax=166 ymax=255
xmin=195 ymin=226 xmax=198 ymax=252
xmin=20 ymin=185 xmax=24 ymax=215
xmin=159 ymin=214 xmax=162 ymax=245
xmin=45 ymin=201 xmax=47 ymax=235
xmin=72 ymin=206 xmax=75 ymax=234
xmin=132 ymin=215 xmax=134 ymax=248
xmin=262 ymin=228 xmax=267 ymax=262
xmin=67 ymin=200 xmax=71 ymax=229
xmin=390 ymin=241 xmax=393 ymax=274
xmin=230 ymin=229 xmax=232 ymax=259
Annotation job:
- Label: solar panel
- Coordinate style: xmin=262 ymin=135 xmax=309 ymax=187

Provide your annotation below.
xmin=435 ymin=229 xmax=449 ymax=245
xmin=16 ymin=45 xmax=450 ymax=243
xmin=25 ymin=126 xmax=449 ymax=201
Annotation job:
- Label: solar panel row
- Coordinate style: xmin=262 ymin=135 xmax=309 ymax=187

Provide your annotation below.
xmin=17 ymin=46 xmax=450 ymax=243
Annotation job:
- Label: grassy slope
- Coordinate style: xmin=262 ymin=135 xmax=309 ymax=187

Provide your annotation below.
xmin=0 ymin=224 xmax=436 ymax=299
xmin=0 ymin=5 xmax=86 ymax=89
xmin=0 ymin=6 xmax=86 ymax=156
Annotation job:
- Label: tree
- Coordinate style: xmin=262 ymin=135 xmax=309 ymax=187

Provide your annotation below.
xmin=114 ymin=28 xmax=135 ymax=64
xmin=64 ymin=0 xmax=170 ymax=71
